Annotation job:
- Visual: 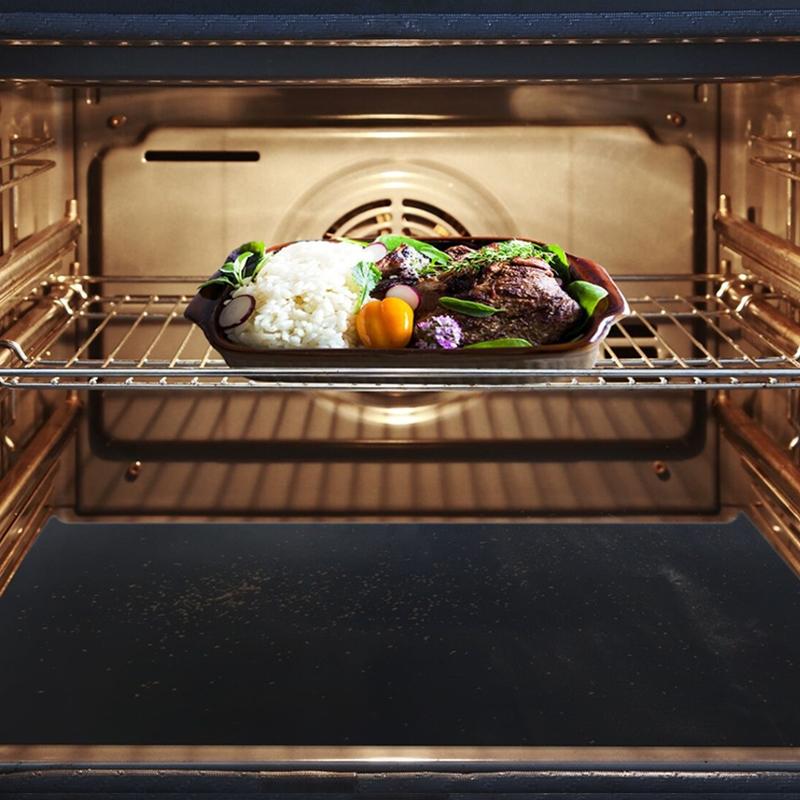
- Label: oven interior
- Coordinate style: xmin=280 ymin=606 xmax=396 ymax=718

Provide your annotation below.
xmin=0 ymin=79 xmax=799 ymax=767
xmin=1 ymin=82 xmax=798 ymax=526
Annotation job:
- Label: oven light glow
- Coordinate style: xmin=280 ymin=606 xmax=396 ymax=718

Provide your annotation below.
xmin=369 ymin=131 xmax=418 ymax=139
xmin=318 ymin=393 xmax=475 ymax=427
xmin=375 ymin=405 xmax=435 ymax=426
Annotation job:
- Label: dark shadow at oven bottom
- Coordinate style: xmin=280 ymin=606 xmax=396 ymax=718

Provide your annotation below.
xmin=0 ymin=515 xmax=796 ymax=747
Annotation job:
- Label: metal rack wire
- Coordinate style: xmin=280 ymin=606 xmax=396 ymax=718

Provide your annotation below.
xmin=2 ymin=273 xmax=800 ymax=391
xmin=749 ymin=133 xmax=800 ymax=186
xmin=0 ymin=137 xmax=56 ymax=197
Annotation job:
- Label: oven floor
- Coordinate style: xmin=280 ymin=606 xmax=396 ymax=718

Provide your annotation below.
xmin=0 ymin=516 xmax=798 ymax=746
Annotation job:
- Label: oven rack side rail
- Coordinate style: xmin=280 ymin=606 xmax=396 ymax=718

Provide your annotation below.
xmin=2 ymin=272 xmax=800 ymax=391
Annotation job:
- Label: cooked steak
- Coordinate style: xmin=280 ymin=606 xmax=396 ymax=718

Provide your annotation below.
xmin=510 ymin=255 xmax=559 ymax=278
xmin=445 ymin=244 xmax=475 ymax=261
xmin=417 ymin=259 xmax=582 ymax=346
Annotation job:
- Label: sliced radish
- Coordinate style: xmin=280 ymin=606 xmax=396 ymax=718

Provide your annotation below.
xmin=386 ymin=283 xmax=421 ymax=311
xmin=362 ymin=242 xmax=388 ymax=262
xmin=219 ymin=294 xmax=255 ymax=330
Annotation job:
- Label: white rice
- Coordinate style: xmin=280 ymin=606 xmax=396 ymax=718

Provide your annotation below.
xmin=227 ymin=240 xmax=365 ymax=349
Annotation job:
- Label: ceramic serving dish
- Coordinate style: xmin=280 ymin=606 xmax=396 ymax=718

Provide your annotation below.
xmin=185 ymin=237 xmax=629 ymax=378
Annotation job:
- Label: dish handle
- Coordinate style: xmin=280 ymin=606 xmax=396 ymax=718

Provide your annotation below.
xmin=184 ymin=279 xmax=226 ymax=336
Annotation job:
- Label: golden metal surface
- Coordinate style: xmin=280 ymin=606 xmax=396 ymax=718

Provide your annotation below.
xmin=1 ymin=744 xmax=799 ymax=766
xmin=717 ymin=280 xmax=800 ymax=357
xmin=0 ymin=284 xmax=83 ymax=370
xmin=0 ymin=395 xmax=79 ymax=593
xmin=716 ymin=197 xmax=800 ymax=299
xmin=0 ymin=460 xmax=56 ymax=595
xmin=716 ymin=391 xmax=800 ymax=574
xmin=3 ymin=36 xmax=800 ymax=48
xmin=0 ymin=210 xmax=79 ymax=310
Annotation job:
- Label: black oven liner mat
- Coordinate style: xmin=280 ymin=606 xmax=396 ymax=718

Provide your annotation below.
xmin=0 ymin=515 xmax=798 ymax=747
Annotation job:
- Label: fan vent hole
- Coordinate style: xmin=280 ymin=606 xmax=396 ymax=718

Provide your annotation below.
xmin=325 ymin=198 xmax=470 ymax=240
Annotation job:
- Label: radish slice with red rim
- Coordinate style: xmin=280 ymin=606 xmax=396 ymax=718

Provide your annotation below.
xmin=362 ymin=242 xmax=388 ymax=262
xmin=385 ymin=283 xmax=421 ymax=310
xmin=219 ymin=294 xmax=255 ymax=330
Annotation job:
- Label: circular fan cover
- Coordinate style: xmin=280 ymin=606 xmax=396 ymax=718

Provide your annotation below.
xmin=274 ymin=159 xmax=515 ymax=241
xmin=324 ymin=197 xmax=471 ymax=240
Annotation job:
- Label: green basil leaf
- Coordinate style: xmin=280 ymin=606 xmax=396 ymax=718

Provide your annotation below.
xmin=352 ymin=260 xmax=381 ymax=288
xmin=545 ymin=243 xmax=571 ymax=281
xmin=567 ymin=280 xmax=609 ymax=318
xmin=340 ymin=237 xmax=368 ymax=247
xmin=249 ymin=253 xmax=271 ymax=281
xmin=241 ymin=243 xmax=267 ymax=280
xmin=237 ymin=241 xmax=265 ymax=260
xmin=198 ymin=274 xmax=237 ymax=290
xmin=352 ymin=260 xmax=382 ymax=310
xmin=231 ymin=251 xmax=252 ymax=284
xmin=202 ymin=241 xmax=269 ymax=291
xmin=374 ymin=234 xmax=451 ymax=266
xmin=439 ymin=296 xmax=505 ymax=317
xmin=464 ymin=337 xmax=534 ymax=349
xmin=227 ymin=242 xmax=266 ymax=279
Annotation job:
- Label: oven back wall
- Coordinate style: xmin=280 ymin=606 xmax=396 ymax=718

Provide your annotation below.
xmin=74 ymin=85 xmax=717 ymax=517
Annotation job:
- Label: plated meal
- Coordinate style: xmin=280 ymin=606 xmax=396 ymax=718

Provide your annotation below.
xmin=188 ymin=235 xmax=624 ymax=354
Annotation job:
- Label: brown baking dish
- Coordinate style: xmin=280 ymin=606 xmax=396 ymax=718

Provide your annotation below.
xmin=185 ymin=237 xmax=629 ymax=373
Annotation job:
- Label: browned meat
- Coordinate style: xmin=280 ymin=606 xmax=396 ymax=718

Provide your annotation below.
xmin=511 ymin=255 xmax=554 ymax=272
xmin=412 ymin=276 xmax=448 ymax=316
xmin=419 ymin=260 xmax=582 ymax=346
xmin=445 ymin=244 xmax=476 ymax=261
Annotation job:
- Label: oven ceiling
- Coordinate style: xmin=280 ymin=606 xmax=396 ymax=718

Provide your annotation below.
xmin=1 ymin=2 xmax=800 ymax=81
xmin=3 ymin=2 xmax=800 ymax=40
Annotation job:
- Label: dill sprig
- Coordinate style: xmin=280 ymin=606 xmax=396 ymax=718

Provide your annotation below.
xmin=457 ymin=239 xmax=571 ymax=281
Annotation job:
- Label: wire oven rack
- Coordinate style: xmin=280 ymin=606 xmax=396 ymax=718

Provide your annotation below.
xmin=2 ymin=273 xmax=800 ymax=391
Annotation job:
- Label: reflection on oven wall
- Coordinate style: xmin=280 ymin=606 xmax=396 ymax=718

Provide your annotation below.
xmin=719 ymin=81 xmax=800 ymax=519
xmin=0 ymin=82 xmax=76 ymax=589
xmin=61 ymin=84 xmax=720 ymax=518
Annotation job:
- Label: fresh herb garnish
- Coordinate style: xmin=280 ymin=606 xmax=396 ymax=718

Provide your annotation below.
xmin=562 ymin=281 xmax=610 ymax=340
xmin=457 ymin=239 xmax=571 ymax=282
xmin=374 ymin=234 xmax=451 ymax=269
xmin=237 ymin=240 xmax=266 ymax=262
xmin=464 ymin=337 xmax=534 ymax=349
xmin=199 ymin=243 xmax=271 ymax=290
xmin=544 ymin=243 xmax=570 ymax=279
xmin=352 ymin=259 xmax=382 ymax=310
xmin=439 ymin=296 xmax=505 ymax=317
xmin=567 ymin=280 xmax=609 ymax=317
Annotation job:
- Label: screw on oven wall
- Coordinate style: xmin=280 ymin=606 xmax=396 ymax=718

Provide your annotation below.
xmin=125 ymin=461 xmax=142 ymax=482
xmin=107 ymin=114 xmax=128 ymax=129
xmin=666 ymin=112 xmax=686 ymax=128
xmin=653 ymin=461 xmax=671 ymax=481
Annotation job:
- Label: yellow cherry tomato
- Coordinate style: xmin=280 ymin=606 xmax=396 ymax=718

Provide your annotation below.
xmin=356 ymin=297 xmax=414 ymax=348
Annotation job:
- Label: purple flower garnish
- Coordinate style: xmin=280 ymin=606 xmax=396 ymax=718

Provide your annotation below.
xmin=415 ymin=315 xmax=463 ymax=350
